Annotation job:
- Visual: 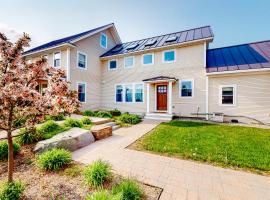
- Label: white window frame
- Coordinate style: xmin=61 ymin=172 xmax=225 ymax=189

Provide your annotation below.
xmin=114 ymin=83 xmax=144 ymax=103
xmin=77 ymin=51 xmax=87 ymax=70
xmin=162 ymin=49 xmax=176 ymax=63
xmin=124 ymin=56 xmax=135 ymax=68
xmin=100 ymin=33 xmax=107 ymax=49
xmin=108 ymin=59 xmax=118 ymax=71
xmin=179 ymin=79 xmax=194 ymax=98
xmin=53 ymin=51 xmax=61 ymax=68
xmin=142 ymin=53 xmax=154 ymax=66
xmin=219 ymin=84 xmax=237 ymax=106
xmin=77 ymin=82 xmax=87 ymax=103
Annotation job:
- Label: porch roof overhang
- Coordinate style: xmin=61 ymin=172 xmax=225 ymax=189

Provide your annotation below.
xmin=142 ymin=76 xmax=178 ymax=83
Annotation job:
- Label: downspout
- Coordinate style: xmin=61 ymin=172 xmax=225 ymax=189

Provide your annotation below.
xmin=204 ymin=42 xmax=209 ymax=120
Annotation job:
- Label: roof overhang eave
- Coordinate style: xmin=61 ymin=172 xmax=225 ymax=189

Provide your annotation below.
xmin=206 ymin=67 xmax=270 ymax=76
xmin=100 ymin=36 xmax=214 ymax=60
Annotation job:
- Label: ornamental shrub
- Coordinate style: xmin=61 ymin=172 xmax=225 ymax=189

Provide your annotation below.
xmin=81 ymin=117 xmax=92 ymax=125
xmin=39 ymin=120 xmax=60 ymax=133
xmin=0 ymin=181 xmax=25 ymax=200
xmin=45 ymin=114 xmax=65 ymax=121
xmin=95 ymin=111 xmax=112 ymax=118
xmin=83 ymin=159 xmax=112 ymax=187
xmin=109 ymin=109 xmax=121 ymax=117
xmin=112 ymin=179 xmax=143 ymax=200
xmin=83 ymin=110 xmax=95 ymax=117
xmin=17 ymin=127 xmax=41 ymax=145
xmin=0 ymin=141 xmax=20 ymax=160
xmin=37 ymin=148 xmax=72 ymax=171
xmin=64 ymin=118 xmax=83 ymax=128
xmin=118 ymin=114 xmax=141 ymax=125
xmin=86 ymin=190 xmax=122 ymax=200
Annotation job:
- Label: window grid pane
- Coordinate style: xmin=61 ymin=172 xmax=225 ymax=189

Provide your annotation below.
xmin=78 ymin=84 xmax=86 ymax=102
xmin=164 ymin=51 xmax=175 ymax=62
xmin=109 ymin=60 xmax=117 ymax=69
xmin=125 ymin=57 xmax=134 ymax=67
xmin=143 ymin=54 xmax=153 ymax=64
xmin=222 ymin=87 xmax=233 ymax=104
xmin=135 ymin=84 xmax=143 ymax=102
xmin=125 ymin=85 xmax=133 ymax=102
xmin=78 ymin=53 xmax=86 ymax=68
xmin=181 ymin=81 xmax=192 ymax=97
xmin=116 ymin=85 xmax=123 ymax=102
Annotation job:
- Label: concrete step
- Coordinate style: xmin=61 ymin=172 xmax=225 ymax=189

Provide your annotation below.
xmin=103 ymin=122 xmax=117 ymax=127
xmin=144 ymin=113 xmax=173 ymax=121
xmin=112 ymin=125 xmax=121 ymax=131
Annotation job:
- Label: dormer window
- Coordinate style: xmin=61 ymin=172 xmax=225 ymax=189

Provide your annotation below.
xmin=100 ymin=33 xmax=107 ymax=49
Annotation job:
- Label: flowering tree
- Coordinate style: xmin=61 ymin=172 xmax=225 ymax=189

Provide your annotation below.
xmin=0 ymin=32 xmax=81 ymax=183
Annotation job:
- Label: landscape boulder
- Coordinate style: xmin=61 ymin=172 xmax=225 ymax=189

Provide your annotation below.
xmin=34 ymin=127 xmax=95 ymax=153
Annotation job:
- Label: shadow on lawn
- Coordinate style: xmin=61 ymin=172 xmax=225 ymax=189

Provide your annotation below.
xmin=164 ymin=120 xmax=215 ymax=128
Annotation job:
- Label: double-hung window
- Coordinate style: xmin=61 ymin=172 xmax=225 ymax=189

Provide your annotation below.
xmin=142 ymin=53 xmax=154 ymax=65
xmin=108 ymin=60 xmax=117 ymax=70
xmin=77 ymin=83 xmax=86 ymax=102
xmin=125 ymin=84 xmax=133 ymax=102
xmin=54 ymin=52 xmax=61 ymax=67
xmin=220 ymin=85 xmax=236 ymax=106
xmin=77 ymin=52 xmax=87 ymax=69
xmin=163 ymin=50 xmax=175 ymax=63
xmin=135 ymin=84 xmax=143 ymax=102
xmin=124 ymin=56 xmax=134 ymax=68
xmin=100 ymin=33 xmax=107 ymax=49
xmin=180 ymin=79 xmax=193 ymax=97
xmin=116 ymin=85 xmax=123 ymax=102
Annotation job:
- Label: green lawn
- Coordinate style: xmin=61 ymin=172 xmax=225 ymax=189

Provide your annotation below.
xmin=132 ymin=120 xmax=270 ymax=174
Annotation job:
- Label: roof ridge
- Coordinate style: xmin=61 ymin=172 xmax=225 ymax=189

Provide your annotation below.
xmin=119 ymin=25 xmax=211 ymax=45
xmin=208 ymin=39 xmax=270 ymax=51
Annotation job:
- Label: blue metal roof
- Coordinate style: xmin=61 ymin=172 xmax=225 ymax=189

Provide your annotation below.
xmin=101 ymin=26 xmax=213 ymax=58
xmin=206 ymin=41 xmax=270 ymax=73
xmin=24 ymin=23 xmax=114 ymax=55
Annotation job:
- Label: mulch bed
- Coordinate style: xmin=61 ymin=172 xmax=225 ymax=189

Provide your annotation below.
xmin=0 ymin=145 xmax=162 ymax=200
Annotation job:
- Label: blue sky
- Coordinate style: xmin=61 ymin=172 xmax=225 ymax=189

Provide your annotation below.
xmin=0 ymin=0 xmax=270 ymax=49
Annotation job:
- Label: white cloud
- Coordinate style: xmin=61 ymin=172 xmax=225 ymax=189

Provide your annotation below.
xmin=0 ymin=21 xmax=22 ymax=42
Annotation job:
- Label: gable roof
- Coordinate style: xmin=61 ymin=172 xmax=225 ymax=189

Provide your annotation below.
xmin=206 ymin=40 xmax=270 ymax=73
xmin=23 ymin=23 xmax=119 ymax=56
xmin=100 ymin=26 xmax=214 ymax=58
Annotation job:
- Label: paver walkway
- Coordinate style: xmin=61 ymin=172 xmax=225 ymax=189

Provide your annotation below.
xmin=73 ymin=120 xmax=270 ymax=200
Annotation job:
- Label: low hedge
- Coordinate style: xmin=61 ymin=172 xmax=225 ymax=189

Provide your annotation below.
xmin=0 ymin=141 xmax=20 ymax=161
xmin=37 ymin=148 xmax=72 ymax=171
xmin=117 ymin=114 xmax=141 ymax=125
xmin=81 ymin=117 xmax=92 ymax=125
xmin=45 ymin=114 xmax=65 ymax=121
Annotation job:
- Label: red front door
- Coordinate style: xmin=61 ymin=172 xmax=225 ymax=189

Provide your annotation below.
xmin=157 ymin=85 xmax=167 ymax=111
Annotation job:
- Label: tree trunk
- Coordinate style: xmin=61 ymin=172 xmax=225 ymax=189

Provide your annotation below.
xmin=7 ymin=130 xmax=14 ymax=183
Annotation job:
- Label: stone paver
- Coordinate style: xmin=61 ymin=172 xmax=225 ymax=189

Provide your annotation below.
xmin=73 ymin=120 xmax=270 ymax=200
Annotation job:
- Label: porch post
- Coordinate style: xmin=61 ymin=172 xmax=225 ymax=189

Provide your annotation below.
xmin=146 ymin=83 xmax=150 ymax=114
xmin=168 ymin=81 xmax=172 ymax=115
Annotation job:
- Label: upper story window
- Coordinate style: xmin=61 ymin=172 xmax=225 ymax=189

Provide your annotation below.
xmin=54 ymin=52 xmax=61 ymax=67
xmin=163 ymin=50 xmax=175 ymax=63
xmin=180 ymin=79 xmax=194 ymax=97
xmin=219 ymin=85 xmax=236 ymax=106
xmin=77 ymin=83 xmax=86 ymax=102
xmin=77 ymin=52 xmax=87 ymax=69
xmin=108 ymin=60 xmax=117 ymax=70
xmin=124 ymin=56 xmax=134 ymax=68
xmin=100 ymin=33 xmax=107 ymax=49
xmin=142 ymin=53 xmax=154 ymax=65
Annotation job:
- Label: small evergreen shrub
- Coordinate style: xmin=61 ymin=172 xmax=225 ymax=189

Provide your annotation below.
xmin=86 ymin=190 xmax=122 ymax=200
xmin=118 ymin=114 xmax=141 ymax=125
xmin=37 ymin=149 xmax=72 ymax=171
xmin=13 ymin=117 xmax=27 ymax=128
xmin=83 ymin=110 xmax=95 ymax=117
xmin=17 ymin=127 xmax=40 ymax=145
xmin=45 ymin=114 xmax=65 ymax=121
xmin=0 ymin=141 xmax=20 ymax=160
xmin=0 ymin=181 xmax=25 ymax=200
xmin=81 ymin=117 xmax=92 ymax=125
xmin=83 ymin=159 xmax=112 ymax=187
xmin=95 ymin=111 xmax=112 ymax=118
xmin=64 ymin=118 xmax=83 ymax=128
xmin=112 ymin=179 xmax=143 ymax=200
xmin=109 ymin=109 xmax=121 ymax=117
xmin=39 ymin=120 xmax=60 ymax=133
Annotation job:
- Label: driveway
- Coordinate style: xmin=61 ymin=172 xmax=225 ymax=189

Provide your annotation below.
xmin=72 ymin=120 xmax=270 ymax=200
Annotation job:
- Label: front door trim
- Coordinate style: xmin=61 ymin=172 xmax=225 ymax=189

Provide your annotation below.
xmin=155 ymin=83 xmax=168 ymax=112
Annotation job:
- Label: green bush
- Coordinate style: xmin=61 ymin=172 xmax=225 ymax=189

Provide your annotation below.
xmin=86 ymin=190 xmax=122 ymax=200
xmin=17 ymin=127 xmax=40 ymax=145
xmin=64 ymin=118 xmax=83 ymax=128
xmin=13 ymin=117 xmax=27 ymax=128
xmin=37 ymin=149 xmax=72 ymax=171
xmin=95 ymin=111 xmax=112 ymax=118
xmin=39 ymin=120 xmax=60 ymax=133
xmin=83 ymin=110 xmax=95 ymax=117
xmin=118 ymin=114 xmax=141 ymax=125
xmin=81 ymin=117 xmax=92 ymax=125
xmin=112 ymin=179 xmax=143 ymax=200
xmin=0 ymin=181 xmax=25 ymax=200
xmin=109 ymin=109 xmax=121 ymax=117
xmin=83 ymin=159 xmax=112 ymax=187
xmin=45 ymin=114 xmax=65 ymax=121
xmin=0 ymin=141 xmax=20 ymax=161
